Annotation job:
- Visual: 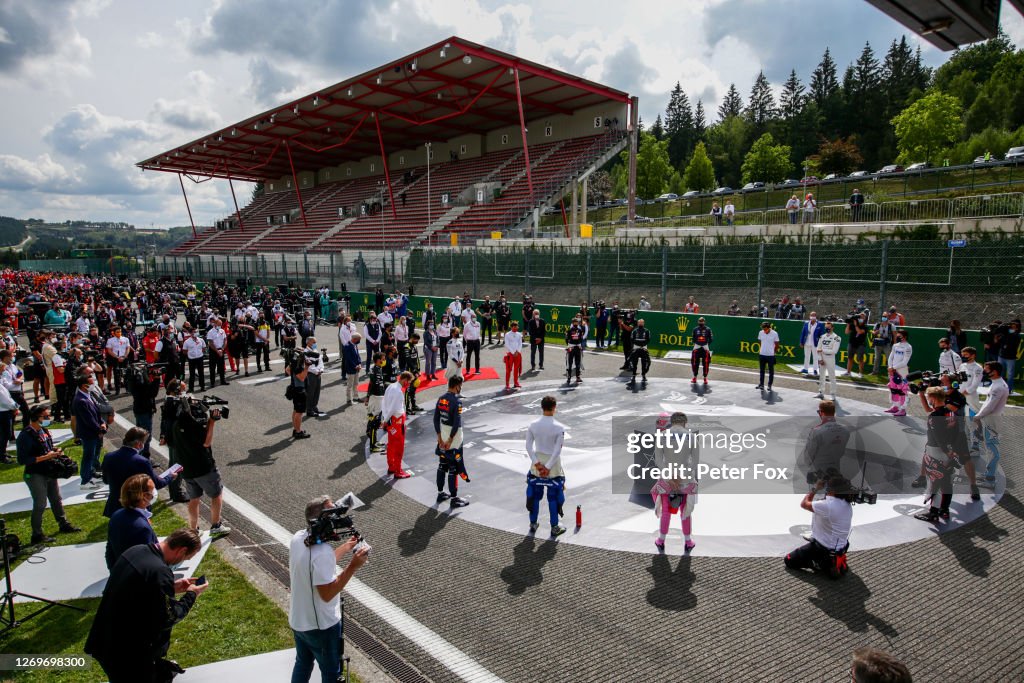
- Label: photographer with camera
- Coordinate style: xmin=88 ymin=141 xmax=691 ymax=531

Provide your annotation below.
xmin=17 ymin=404 xmax=82 ymax=544
xmin=283 ymin=346 xmax=312 ymax=440
xmin=288 ymin=496 xmax=369 ymax=683
xmin=171 ymin=395 xmax=230 ymax=537
xmin=870 ymin=315 xmax=894 ymax=375
xmin=159 ymin=378 xmax=188 ymax=503
xmin=125 ymin=362 xmax=161 ymax=459
xmin=784 ymin=473 xmax=853 ymax=579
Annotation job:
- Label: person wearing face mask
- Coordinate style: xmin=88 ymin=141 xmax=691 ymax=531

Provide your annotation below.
xmin=870 ymin=315 xmax=894 ymax=375
xmin=994 ymin=318 xmax=1021 ymax=394
xmin=527 ymin=309 xmax=546 ymax=371
xmin=155 ymin=325 xmax=182 ymax=386
xmin=565 ymin=317 xmax=585 ymax=383
xmin=299 ymin=311 xmax=315 ymax=349
xmin=303 ymin=337 xmax=326 ymax=418
xmin=496 ymin=296 xmax=511 ymax=337
xmin=394 ymin=316 xmax=409 ymax=371
xmin=254 ymin=314 xmax=271 ymax=373
xmin=364 ymin=352 xmax=387 ymax=452
xmin=627 ymin=318 xmax=651 ymax=385
xmin=422 ymin=322 xmax=438 ymax=379
xmin=937 ymin=337 xmax=962 ymax=375
xmin=105 ymin=474 xmax=159 ymax=571
xmin=816 ymin=321 xmax=842 ymax=401
xmin=72 ymin=373 xmax=107 ymax=490
xmin=101 ymin=428 xmax=177 ymax=519
xmin=206 ymin=318 xmax=229 ymax=387
xmin=463 ymin=313 xmax=482 ymax=375
xmin=181 ymin=326 xmax=207 ymax=393
xmin=885 ymin=330 xmax=913 ymax=415
xmin=974 ymin=361 xmax=1008 ymax=489
xmin=17 ymin=405 xmax=81 ymax=544
xmin=844 ymin=313 xmax=868 ymax=379
xmin=799 ymin=312 xmax=824 ymax=376
xmin=445 ymin=328 xmax=465 ymax=381
xmin=104 ymin=325 xmax=133 ymax=396
xmin=690 ymin=317 xmax=713 ymax=385
xmin=436 ymin=314 xmax=452 ymax=370
xmin=912 ymin=387 xmax=962 ymax=523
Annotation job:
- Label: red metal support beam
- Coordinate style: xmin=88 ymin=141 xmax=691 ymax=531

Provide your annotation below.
xmin=513 ymin=67 xmax=534 ymax=204
xmin=227 ymin=175 xmax=245 ymax=232
xmin=374 ymin=113 xmax=398 ymax=220
xmin=178 ymin=173 xmax=197 ymax=238
xmin=284 ymin=141 xmax=311 ymax=231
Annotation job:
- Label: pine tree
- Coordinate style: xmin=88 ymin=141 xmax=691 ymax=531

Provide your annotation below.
xmin=745 ymin=71 xmax=777 ymax=128
xmin=693 ymin=100 xmax=707 ymax=139
xmin=717 ymin=84 xmax=743 ymax=121
xmin=650 ymin=114 xmax=665 ymax=141
xmin=810 ymin=48 xmax=839 ymax=106
xmin=665 ymin=82 xmax=695 ymax=167
xmin=779 ymin=69 xmax=805 ymax=120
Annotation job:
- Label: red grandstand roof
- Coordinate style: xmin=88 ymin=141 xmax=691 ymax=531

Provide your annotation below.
xmin=138 ymin=37 xmax=631 ymax=183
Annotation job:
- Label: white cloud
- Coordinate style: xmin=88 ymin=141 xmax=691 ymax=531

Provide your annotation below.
xmin=0 ymin=154 xmax=73 ymax=191
xmin=152 ymin=98 xmax=222 ymax=131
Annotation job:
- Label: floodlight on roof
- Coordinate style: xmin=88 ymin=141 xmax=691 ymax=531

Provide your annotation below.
xmin=231 ymin=128 xmax=237 ymax=136
xmin=462 ymin=55 xmax=472 ymax=65
xmin=347 ymin=87 xmax=353 ymax=97
xmin=376 ymin=74 xmax=383 ymax=85
xmin=440 ymin=43 xmax=450 ymax=58
xmin=313 ymin=95 xmax=320 ymax=106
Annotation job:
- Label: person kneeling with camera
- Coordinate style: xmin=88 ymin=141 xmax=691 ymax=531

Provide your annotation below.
xmin=289 ymin=496 xmax=369 ymax=683
xmin=785 ymin=474 xmax=854 ymax=579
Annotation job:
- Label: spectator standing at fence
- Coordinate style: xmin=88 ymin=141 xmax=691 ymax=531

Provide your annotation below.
xmin=710 ymin=202 xmax=722 ymax=226
xmin=995 ymin=319 xmax=1021 ymax=394
xmin=638 ymin=296 xmax=652 ymax=311
xmin=871 ymin=315 xmax=894 ymax=375
xmin=786 ymin=195 xmax=800 ymax=224
xmin=723 ymin=199 xmax=735 ymax=226
xmin=945 ymin=319 xmax=967 ymax=355
xmin=684 ymin=297 xmax=700 ymax=314
xmin=886 ymin=306 xmax=904 ymax=326
xmin=802 ymin=193 xmax=817 ymax=223
xmin=727 ymin=300 xmax=740 ymax=316
xmin=849 ymin=188 xmax=865 ymax=221
xmin=788 ymin=297 xmax=806 ymax=320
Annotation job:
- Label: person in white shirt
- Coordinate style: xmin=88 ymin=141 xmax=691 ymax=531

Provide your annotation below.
xmin=525 ymin=395 xmax=568 ymax=537
xmin=816 ymin=321 xmax=842 ymax=400
xmin=756 ymin=321 xmax=780 ymax=391
xmin=288 ymin=496 xmax=368 ymax=683
xmin=103 ymin=325 xmax=133 ymax=395
xmin=337 ymin=316 xmax=356 ymax=379
xmin=723 ymin=200 xmax=735 ymax=226
xmin=504 ymin=321 xmax=523 ymax=390
xmin=638 ymin=296 xmax=652 ymax=311
xmin=394 ymin=317 xmax=410 ymax=369
xmin=445 ymin=328 xmax=464 ymax=381
xmin=802 ymin=192 xmax=817 ymax=223
xmin=303 ymin=337 xmax=326 ymax=418
xmin=960 ymin=346 xmax=984 ymax=416
xmin=205 ymin=319 xmax=229 ymax=388
xmin=75 ymin=315 xmax=91 ymax=335
xmin=460 ymin=306 xmax=473 ymax=328
xmin=447 ymin=298 xmax=462 ymax=319
xmin=785 ymin=473 xmax=853 ymax=577
xmin=381 ymin=372 xmax=413 ymax=478
xmin=376 ymin=308 xmax=393 ymax=328
xmin=436 ymin=316 xmax=453 ymax=369
xmin=975 ymin=361 xmax=1009 ymax=488
xmin=182 ymin=328 xmax=207 ymax=393
xmin=937 ymin=338 xmax=962 ymax=375
xmin=463 ymin=314 xmax=482 ymax=375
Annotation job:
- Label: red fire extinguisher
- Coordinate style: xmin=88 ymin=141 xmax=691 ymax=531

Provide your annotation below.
xmin=575 ymin=505 xmax=582 ymax=528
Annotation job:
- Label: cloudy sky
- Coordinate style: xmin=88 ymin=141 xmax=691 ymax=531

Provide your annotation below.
xmin=1 ymin=0 xmax=1022 ymax=229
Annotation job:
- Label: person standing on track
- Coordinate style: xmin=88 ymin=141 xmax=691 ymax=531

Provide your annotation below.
xmin=816 ymin=320 xmax=842 ymax=401
xmin=525 ymin=395 xmax=567 ymax=537
xmin=434 ymin=376 xmax=469 ymax=508
xmin=690 ymin=317 xmax=713 ymax=384
xmin=756 ymin=321 xmax=779 ymax=392
xmin=504 ymin=320 xmax=523 ymax=390
xmin=381 ymin=371 xmax=412 ymax=479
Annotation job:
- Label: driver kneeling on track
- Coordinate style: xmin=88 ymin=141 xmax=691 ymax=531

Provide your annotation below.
xmin=785 ymin=473 xmax=854 ymax=579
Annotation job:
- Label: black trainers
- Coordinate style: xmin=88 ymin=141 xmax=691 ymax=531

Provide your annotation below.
xmin=911 ymin=475 xmax=926 ymax=488
xmin=551 ymin=525 xmax=567 ymax=537
xmin=450 ymin=496 xmax=470 ymax=508
xmin=30 ymin=533 xmax=55 ymax=545
xmin=436 ymin=492 xmax=451 ymax=503
xmin=58 ymin=524 xmax=82 ymax=534
xmin=914 ymin=509 xmax=939 ymax=523
xmin=971 ymin=487 xmax=981 ymax=501
xmin=293 ymin=430 xmax=311 ymax=439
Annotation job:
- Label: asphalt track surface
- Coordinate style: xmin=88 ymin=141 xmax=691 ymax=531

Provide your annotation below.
xmin=105 ymin=339 xmax=1023 ymax=683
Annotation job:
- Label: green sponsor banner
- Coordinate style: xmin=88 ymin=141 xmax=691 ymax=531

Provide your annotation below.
xmin=343 ymin=291 xmax=973 ymax=374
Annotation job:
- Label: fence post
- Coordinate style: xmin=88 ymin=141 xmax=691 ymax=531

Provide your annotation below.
xmin=524 ymin=249 xmax=530 ymax=293
xmin=586 ymin=246 xmax=592 ymax=306
xmin=660 ymin=245 xmax=668 ymax=311
xmin=428 ymin=250 xmax=434 ymax=293
xmin=329 ymin=253 xmax=336 ymax=291
xmin=357 ymin=251 xmax=365 ymax=290
xmin=756 ymin=242 xmax=765 ymax=308
xmin=472 ymin=248 xmax=478 ymax=299
xmin=878 ymin=239 xmax=889 ymax=316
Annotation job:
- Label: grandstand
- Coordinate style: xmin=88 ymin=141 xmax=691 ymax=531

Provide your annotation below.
xmin=141 ymin=37 xmax=634 ymax=257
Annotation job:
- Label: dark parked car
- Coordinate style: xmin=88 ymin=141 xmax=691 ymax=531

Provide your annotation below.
xmin=876 ymin=164 xmax=904 ymax=174
xmin=741 ymin=182 xmax=765 ymax=191
xmin=616 ymin=214 xmax=655 ymax=224
xmin=1005 ymin=146 xmax=1024 ymax=163
xmin=681 ymin=190 xmax=701 ymax=199
xmin=780 ymin=178 xmax=801 ymax=187
xmin=711 ymin=186 xmax=733 ymax=195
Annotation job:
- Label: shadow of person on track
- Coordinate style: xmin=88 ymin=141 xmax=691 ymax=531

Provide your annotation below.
xmin=397 ymin=506 xmax=456 ymax=557
xmin=787 ymin=568 xmax=898 ymax=637
xmin=645 ymin=553 xmax=697 ymax=611
xmin=500 ymin=536 xmax=558 ymax=596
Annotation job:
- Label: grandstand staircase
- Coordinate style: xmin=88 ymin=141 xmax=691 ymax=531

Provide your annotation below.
xmin=412 ymin=205 xmax=471 ymax=245
xmin=306 ymin=216 xmax=359 ymax=250
xmin=179 ymin=228 xmax=223 ymax=255
xmin=501 ymin=140 xmax=567 ymax=191
xmin=231 ymin=224 xmax=279 ymax=255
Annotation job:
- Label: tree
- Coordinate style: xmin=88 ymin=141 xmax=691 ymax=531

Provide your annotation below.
xmin=586 ymin=170 xmax=612 ymax=205
xmin=745 ymin=71 xmax=776 ymax=129
xmin=816 ymin=137 xmax=865 ymax=175
xmin=693 ymin=100 xmax=707 ymax=139
xmin=664 ymin=82 xmax=695 ymax=168
xmin=810 ymin=48 xmax=839 ymax=107
xmin=251 ymin=181 xmax=265 ymax=203
xmin=683 ymin=141 xmax=715 ymax=192
xmin=717 ymin=84 xmax=743 ymax=121
xmin=618 ymin=132 xmax=672 ymax=200
xmin=740 ymin=133 xmax=792 ymax=183
xmin=891 ymin=91 xmax=963 ymax=163
xmin=779 ymin=69 xmax=806 ymax=121
xmin=650 ymin=114 xmax=665 ymax=141
xmin=704 ymin=115 xmax=750 ymax=186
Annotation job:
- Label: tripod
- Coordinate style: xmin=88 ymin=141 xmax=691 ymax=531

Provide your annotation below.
xmin=0 ymin=519 xmax=84 ymax=635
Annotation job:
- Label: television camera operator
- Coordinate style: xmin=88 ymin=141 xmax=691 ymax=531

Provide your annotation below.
xmin=170 ymin=391 xmax=231 ymax=537
xmin=283 ymin=345 xmax=312 ymax=440
xmin=125 ymin=361 xmax=162 ymax=459
xmin=288 ymin=495 xmax=369 ymax=683
xmin=784 ymin=473 xmax=854 ymax=579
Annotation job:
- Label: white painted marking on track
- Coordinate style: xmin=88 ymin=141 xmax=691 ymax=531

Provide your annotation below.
xmin=112 ymin=412 xmax=507 ymax=683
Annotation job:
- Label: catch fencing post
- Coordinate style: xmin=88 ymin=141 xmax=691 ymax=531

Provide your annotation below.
xmin=755 ymin=242 xmax=765 ymax=308
xmin=660 ymin=245 xmax=668 ymax=310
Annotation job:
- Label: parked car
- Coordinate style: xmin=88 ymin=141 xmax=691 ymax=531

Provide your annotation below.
xmin=848 ymin=170 xmax=870 ymax=178
xmin=616 ymin=214 xmax=654 ymax=224
xmin=711 ymin=186 xmax=733 ymax=195
xmin=741 ymin=181 xmax=765 ymax=191
xmin=822 ymin=173 xmax=842 ymax=181
xmin=973 ymin=154 xmax=999 ymax=165
xmin=655 ymin=193 xmax=678 ymax=202
xmin=681 ymin=190 xmax=701 ymax=199
xmin=800 ymin=176 xmax=819 ymax=184
xmin=1005 ymin=146 xmax=1024 ymax=163
xmin=876 ymin=164 xmax=903 ymax=174
xmin=780 ymin=178 xmax=801 ymax=187
xmin=905 ymin=162 xmax=931 ymax=172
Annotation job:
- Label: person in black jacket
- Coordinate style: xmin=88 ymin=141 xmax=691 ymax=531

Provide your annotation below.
xmin=628 ymin=319 xmax=652 ymax=385
xmin=17 ymin=405 xmax=81 ymax=545
xmin=527 ymin=309 xmax=546 ymax=371
xmin=105 ymin=473 xmax=159 ymax=570
xmin=86 ymin=528 xmax=207 ymax=682
xmin=126 ymin=364 xmax=160 ymax=458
